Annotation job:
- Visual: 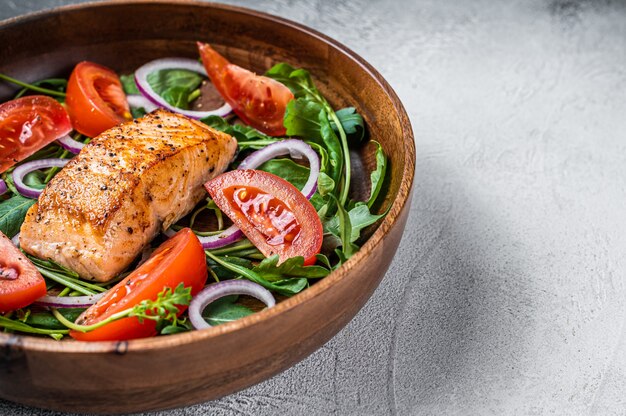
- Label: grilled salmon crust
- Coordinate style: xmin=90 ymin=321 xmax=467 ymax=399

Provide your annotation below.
xmin=20 ymin=109 xmax=237 ymax=282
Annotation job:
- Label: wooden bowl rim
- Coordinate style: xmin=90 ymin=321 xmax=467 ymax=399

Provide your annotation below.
xmin=0 ymin=0 xmax=415 ymax=354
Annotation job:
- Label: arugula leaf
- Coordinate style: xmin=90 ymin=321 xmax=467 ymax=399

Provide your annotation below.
xmin=283 ymin=99 xmax=343 ymax=192
xmin=267 ymin=63 xmax=352 ymax=206
xmin=207 ymin=256 xmax=254 ymax=280
xmin=325 ymin=203 xmax=384 ymax=244
xmin=327 ymin=196 xmax=358 ymax=260
xmin=203 ymin=295 xmax=254 ymax=326
xmin=332 ymin=107 xmax=365 ymax=142
xmin=367 ymin=141 xmax=387 ymax=208
xmin=317 ymin=172 xmax=335 ymax=197
xmin=120 ymin=74 xmax=140 ymax=95
xmin=147 ymin=69 xmax=203 ymax=110
xmin=205 ymin=251 xmax=307 ymax=296
xmin=266 ymin=63 xmax=325 ymax=102
xmin=0 ymin=195 xmax=36 ymax=238
xmin=252 ymin=255 xmax=329 ymax=282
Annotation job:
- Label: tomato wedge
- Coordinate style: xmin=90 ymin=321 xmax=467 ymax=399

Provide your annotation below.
xmin=205 ymin=170 xmax=323 ymax=266
xmin=70 ymin=228 xmax=208 ymax=341
xmin=0 ymin=231 xmax=47 ymax=312
xmin=0 ymin=95 xmax=72 ymax=173
xmin=65 ymin=61 xmax=131 ymax=138
xmin=197 ymin=42 xmax=294 ymax=136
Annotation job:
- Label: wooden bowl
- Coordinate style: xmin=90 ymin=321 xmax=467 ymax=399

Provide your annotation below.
xmin=0 ymin=1 xmax=414 ymax=413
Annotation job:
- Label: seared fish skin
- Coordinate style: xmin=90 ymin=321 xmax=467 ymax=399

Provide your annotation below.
xmin=20 ymin=109 xmax=237 ymax=282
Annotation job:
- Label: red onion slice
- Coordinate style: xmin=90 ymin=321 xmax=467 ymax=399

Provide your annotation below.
xmin=134 ymin=58 xmax=232 ymax=118
xmin=188 ymin=280 xmax=275 ymax=330
xmin=238 ymin=139 xmax=320 ymax=199
xmin=0 ymin=179 xmax=7 ymax=196
xmin=12 ymin=158 xmax=69 ymax=198
xmin=57 ymin=135 xmax=84 ymax=154
xmin=35 ymin=292 xmax=107 ymax=308
xmin=127 ymin=94 xmax=159 ymax=113
xmin=164 ymin=225 xmax=243 ymax=250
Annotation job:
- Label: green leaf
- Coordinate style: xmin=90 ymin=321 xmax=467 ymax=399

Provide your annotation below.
xmin=0 ymin=316 xmax=68 ymax=339
xmin=0 ymin=195 xmax=36 ymax=238
xmin=205 ymin=251 xmax=308 ymax=296
xmin=325 ymin=196 xmax=358 ymax=259
xmin=332 ymin=107 xmax=365 ymax=142
xmin=252 ymin=255 xmax=329 ymax=282
xmin=200 ymin=115 xmax=278 ymax=150
xmin=266 ymin=63 xmax=324 ymax=102
xmin=23 ymin=170 xmax=47 ymax=190
xmin=317 ymin=172 xmax=335 ymax=197
xmin=283 ymin=99 xmax=343 ymax=191
xmin=131 ymin=283 xmax=192 ymax=325
xmin=120 ymin=74 xmax=140 ymax=95
xmin=146 ymin=69 xmax=203 ymax=110
xmin=130 ymin=107 xmax=147 ymax=119
xmin=26 ymin=308 xmax=84 ymax=330
xmin=207 ymin=256 xmax=254 ymax=280
xmin=367 ymin=141 xmax=387 ymax=208
xmin=324 ymin=203 xmax=384 ymax=244
xmin=203 ymin=295 xmax=254 ymax=326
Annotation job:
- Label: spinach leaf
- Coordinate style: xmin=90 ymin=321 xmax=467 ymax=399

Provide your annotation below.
xmin=0 ymin=195 xmax=36 ymax=238
xmin=332 ymin=107 xmax=365 ymax=142
xmin=203 ymin=295 xmax=254 ymax=326
xmin=147 ymin=69 xmax=203 ymax=110
xmin=252 ymin=255 xmax=329 ymax=282
xmin=120 ymin=74 xmax=140 ymax=95
xmin=367 ymin=141 xmax=387 ymax=208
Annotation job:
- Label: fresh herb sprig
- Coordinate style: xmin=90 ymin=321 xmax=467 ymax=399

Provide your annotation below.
xmin=51 ymin=283 xmax=192 ymax=333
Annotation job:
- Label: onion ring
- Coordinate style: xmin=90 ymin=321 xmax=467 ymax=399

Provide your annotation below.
xmin=134 ymin=58 xmax=232 ymax=119
xmin=57 ymin=135 xmax=84 ymax=154
xmin=188 ymin=280 xmax=275 ymax=330
xmin=12 ymin=158 xmax=69 ymax=198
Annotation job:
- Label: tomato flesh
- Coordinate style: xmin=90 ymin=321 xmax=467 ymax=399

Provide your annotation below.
xmin=66 ymin=61 xmax=131 ymax=138
xmin=225 ymin=186 xmax=301 ymax=246
xmin=197 ymin=42 xmax=294 ymax=136
xmin=0 ymin=95 xmax=72 ymax=173
xmin=205 ymin=170 xmax=323 ymax=265
xmin=70 ymin=228 xmax=208 ymax=341
xmin=0 ymin=231 xmax=47 ymax=313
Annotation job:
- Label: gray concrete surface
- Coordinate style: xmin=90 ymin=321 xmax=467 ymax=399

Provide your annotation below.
xmin=2 ymin=0 xmax=626 ymax=414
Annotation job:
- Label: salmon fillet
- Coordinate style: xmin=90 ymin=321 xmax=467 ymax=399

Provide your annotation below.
xmin=19 ymin=109 xmax=237 ymax=282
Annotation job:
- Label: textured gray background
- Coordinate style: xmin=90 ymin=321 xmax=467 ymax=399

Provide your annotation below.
xmin=2 ymin=0 xmax=626 ymax=415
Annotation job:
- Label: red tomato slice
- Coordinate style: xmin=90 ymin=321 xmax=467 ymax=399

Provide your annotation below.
xmin=0 ymin=231 xmax=47 ymax=312
xmin=0 ymin=95 xmax=72 ymax=173
xmin=65 ymin=61 xmax=131 ymax=138
xmin=205 ymin=170 xmax=323 ymax=266
xmin=70 ymin=228 xmax=208 ymax=341
xmin=197 ymin=42 xmax=294 ymax=136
